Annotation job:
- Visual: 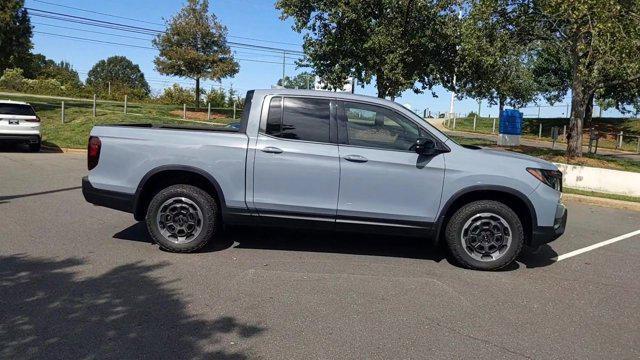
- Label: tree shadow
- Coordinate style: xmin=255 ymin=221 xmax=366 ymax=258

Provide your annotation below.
xmin=0 ymin=254 xmax=265 ymax=359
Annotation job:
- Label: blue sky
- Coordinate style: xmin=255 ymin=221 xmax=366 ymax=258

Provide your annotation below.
xmin=26 ymin=0 xmax=623 ymax=117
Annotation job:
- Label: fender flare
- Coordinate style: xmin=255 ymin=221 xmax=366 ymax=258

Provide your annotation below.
xmin=433 ymin=185 xmax=538 ymax=244
xmin=133 ymin=165 xmax=228 ymax=220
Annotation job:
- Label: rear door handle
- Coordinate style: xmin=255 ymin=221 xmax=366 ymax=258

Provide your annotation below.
xmin=344 ymin=154 xmax=368 ymax=163
xmin=261 ymin=146 xmax=283 ymax=154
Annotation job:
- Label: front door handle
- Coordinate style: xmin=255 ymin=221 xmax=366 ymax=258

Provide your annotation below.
xmin=261 ymin=146 xmax=283 ymax=154
xmin=344 ymin=154 xmax=368 ymax=163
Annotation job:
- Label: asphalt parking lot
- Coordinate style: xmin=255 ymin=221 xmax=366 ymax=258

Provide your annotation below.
xmin=1 ymin=151 xmax=639 ymax=359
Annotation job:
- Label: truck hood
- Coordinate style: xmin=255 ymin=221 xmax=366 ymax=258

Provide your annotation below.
xmin=476 ymin=147 xmax=557 ymax=170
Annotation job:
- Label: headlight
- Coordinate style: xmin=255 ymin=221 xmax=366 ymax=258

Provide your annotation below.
xmin=527 ymin=168 xmax=563 ymax=192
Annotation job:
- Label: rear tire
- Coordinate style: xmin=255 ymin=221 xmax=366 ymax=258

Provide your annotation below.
xmin=28 ymin=139 xmax=41 ymax=152
xmin=145 ymin=184 xmax=218 ymax=253
xmin=445 ymin=200 xmax=523 ymax=270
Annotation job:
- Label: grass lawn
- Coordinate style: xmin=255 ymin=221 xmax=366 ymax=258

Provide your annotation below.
xmin=447 ymin=116 xmax=640 ymax=153
xmin=449 ymin=136 xmax=640 ymax=173
xmin=0 ymin=93 xmax=236 ymax=149
xmin=564 ymin=188 xmax=640 ymax=203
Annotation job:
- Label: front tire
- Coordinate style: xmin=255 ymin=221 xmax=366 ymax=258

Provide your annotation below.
xmin=145 ymin=184 xmax=218 ymax=252
xmin=445 ymin=200 xmax=524 ymax=270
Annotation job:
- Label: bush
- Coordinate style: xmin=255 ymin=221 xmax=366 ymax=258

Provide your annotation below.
xmin=0 ymin=68 xmax=26 ymax=90
xmin=205 ymin=88 xmax=227 ymax=108
xmin=157 ymin=84 xmax=196 ymax=105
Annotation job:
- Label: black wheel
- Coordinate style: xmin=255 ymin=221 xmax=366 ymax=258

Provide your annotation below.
xmin=445 ymin=200 xmax=523 ymax=270
xmin=28 ymin=139 xmax=41 ymax=152
xmin=145 ymin=184 xmax=218 ymax=252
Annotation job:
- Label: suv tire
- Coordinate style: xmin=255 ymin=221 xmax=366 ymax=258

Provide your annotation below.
xmin=445 ymin=200 xmax=523 ymax=270
xmin=29 ymin=139 xmax=41 ymax=152
xmin=145 ymin=184 xmax=218 ymax=253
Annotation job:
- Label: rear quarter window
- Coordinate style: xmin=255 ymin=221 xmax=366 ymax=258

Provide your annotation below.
xmin=0 ymin=104 xmax=36 ymax=116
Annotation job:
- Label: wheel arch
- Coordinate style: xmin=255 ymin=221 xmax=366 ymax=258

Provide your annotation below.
xmin=434 ymin=186 xmax=537 ymax=246
xmin=133 ymin=165 xmax=227 ymax=221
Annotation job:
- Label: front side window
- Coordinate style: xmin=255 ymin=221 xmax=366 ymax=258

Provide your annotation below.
xmin=265 ymin=97 xmax=331 ymax=143
xmin=343 ymin=102 xmax=422 ymax=151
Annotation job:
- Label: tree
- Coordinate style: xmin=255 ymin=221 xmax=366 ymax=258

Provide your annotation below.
xmin=0 ymin=0 xmax=32 ymax=74
xmin=456 ymin=0 xmax=538 ymax=115
xmin=533 ymin=0 xmax=640 ymax=157
xmin=86 ymin=56 xmax=150 ymax=98
xmin=153 ymin=0 xmax=239 ymax=109
xmin=277 ymin=71 xmax=315 ymax=89
xmin=276 ymin=0 xmax=459 ymax=99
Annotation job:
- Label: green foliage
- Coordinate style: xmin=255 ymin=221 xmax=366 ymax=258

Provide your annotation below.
xmin=157 ymin=84 xmax=197 ymax=105
xmin=276 ymin=0 xmax=459 ymax=98
xmin=456 ymin=0 xmax=537 ymax=112
xmin=39 ymin=61 xmax=82 ymax=89
xmin=153 ymin=0 xmax=239 ymax=107
xmin=86 ymin=56 xmax=151 ymax=99
xmin=277 ymin=71 xmax=314 ymax=89
xmin=0 ymin=0 xmax=32 ymax=73
xmin=205 ymin=88 xmax=227 ymax=107
xmin=0 ymin=68 xmax=26 ymax=90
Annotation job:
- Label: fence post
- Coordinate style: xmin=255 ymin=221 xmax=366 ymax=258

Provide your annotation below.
xmin=452 ymin=116 xmax=456 ymax=130
xmin=124 ymin=95 xmax=128 ymax=114
xmin=619 ymin=131 xmax=624 ymax=149
xmin=61 ymin=101 xmax=65 ymax=123
xmin=563 ymin=125 xmax=567 ymax=141
xmin=566 ymin=104 xmax=569 ymax=118
xmin=473 ymin=115 xmax=477 ymax=131
xmin=207 ymin=102 xmax=211 ymax=121
xmin=636 ymin=136 xmax=640 ymax=154
xmin=492 ymin=118 xmax=496 ymax=134
xmin=183 ymin=104 xmax=186 ymax=119
xmin=233 ymin=102 xmax=237 ymax=120
xmin=92 ymin=94 xmax=97 ymax=117
xmin=538 ymin=123 xmax=542 ymax=139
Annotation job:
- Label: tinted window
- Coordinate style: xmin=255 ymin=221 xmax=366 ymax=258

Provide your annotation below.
xmin=0 ymin=104 xmax=36 ymax=116
xmin=274 ymin=97 xmax=330 ymax=143
xmin=266 ymin=97 xmax=282 ymax=136
xmin=344 ymin=102 xmax=422 ymax=151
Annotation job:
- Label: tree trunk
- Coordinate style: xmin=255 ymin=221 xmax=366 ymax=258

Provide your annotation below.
xmin=498 ymin=95 xmax=506 ymax=118
xmin=584 ymin=92 xmax=594 ymax=129
xmin=566 ymin=76 xmax=589 ymax=157
xmin=376 ymin=74 xmax=386 ymax=99
xmin=195 ymin=78 xmax=200 ymax=110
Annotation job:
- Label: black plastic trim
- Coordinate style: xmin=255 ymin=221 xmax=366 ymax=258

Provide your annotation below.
xmin=531 ymin=205 xmax=567 ymax=247
xmin=132 ymin=165 xmax=230 ymax=221
xmin=82 ymin=176 xmax=134 ymax=213
xmin=434 ymin=185 xmax=538 ymax=245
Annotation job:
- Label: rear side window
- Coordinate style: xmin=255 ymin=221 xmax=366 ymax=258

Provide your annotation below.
xmin=0 ymin=104 xmax=36 ymax=116
xmin=265 ymin=97 xmax=331 ymax=143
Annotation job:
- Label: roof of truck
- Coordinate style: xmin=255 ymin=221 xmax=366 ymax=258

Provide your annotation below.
xmin=0 ymin=99 xmax=30 ymax=105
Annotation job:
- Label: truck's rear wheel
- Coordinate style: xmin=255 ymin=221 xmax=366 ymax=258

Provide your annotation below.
xmin=445 ymin=200 xmax=523 ymax=270
xmin=145 ymin=184 xmax=217 ymax=252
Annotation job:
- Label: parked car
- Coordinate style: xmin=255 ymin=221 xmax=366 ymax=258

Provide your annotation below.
xmin=0 ymin=100 xmax=41 ymax=152
xmin=82 ymin=89 xmax=566 ymax=270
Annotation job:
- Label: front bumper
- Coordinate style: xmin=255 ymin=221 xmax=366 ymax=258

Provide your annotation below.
xmin=82 ymin=176 xmax=134 ymax=213
xmin=531 ymin=202 xmax=567 ymax=247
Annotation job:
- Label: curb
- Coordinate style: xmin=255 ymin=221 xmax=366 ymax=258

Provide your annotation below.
xmin=42 ymin=146 xmax=86 ymax=154
xmin=563 ymin=193 xmax=640 ymax=212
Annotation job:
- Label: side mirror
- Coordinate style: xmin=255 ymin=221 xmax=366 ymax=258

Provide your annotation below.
xmin=414 ymin=138 xmax=438 ymax=155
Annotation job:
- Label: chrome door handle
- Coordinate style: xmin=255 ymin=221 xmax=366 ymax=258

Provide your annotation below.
xmin=261 ymin=146 xmax=283 ymax=154
xmin=344 ymin=154 xmax=368 ymax=163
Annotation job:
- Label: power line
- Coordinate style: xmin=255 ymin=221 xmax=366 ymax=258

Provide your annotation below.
xmin=26 ymin=7 xmax=305 ymax=55
xmin=29 ymin=0 xmax=304 ymax=47
xmin=33 ymin=31 xmax=304 ymax=66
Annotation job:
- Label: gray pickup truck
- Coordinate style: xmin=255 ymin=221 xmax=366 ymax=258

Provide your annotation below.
xmin=82 ymin=89 xmax=566 ymax=270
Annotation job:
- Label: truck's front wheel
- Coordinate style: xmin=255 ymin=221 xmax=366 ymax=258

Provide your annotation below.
xmin=445 ymin=200 xmax=524 ymax=270
xmin=145 ymin=184 xmax=218 ymax=252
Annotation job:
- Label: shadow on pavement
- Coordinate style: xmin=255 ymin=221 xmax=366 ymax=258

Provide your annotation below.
xmin=0 ymin=254 xmax=265 ymax=359
xmin=115 ymin=222 xmax=560 ymax=269
xmin=0 ymin=186 xmax=81 ymax=202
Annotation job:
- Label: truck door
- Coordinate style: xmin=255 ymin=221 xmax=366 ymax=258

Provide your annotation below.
xmin=252 ymin=96 xmax=339 ymax=228
xmin=335 ymin=101 xmax=445 ymax=233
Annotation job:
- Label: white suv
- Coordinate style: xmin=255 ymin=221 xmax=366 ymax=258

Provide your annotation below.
xmin=0 ymin=100 xmax=41 ymax=152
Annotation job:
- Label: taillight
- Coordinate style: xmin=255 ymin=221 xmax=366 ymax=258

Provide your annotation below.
xmin=88 ymin=136 xmax=101 ymax=170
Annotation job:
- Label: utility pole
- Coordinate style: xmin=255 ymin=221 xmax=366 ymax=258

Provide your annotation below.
xmin=477 ymin=100 xmax=481 ymax=118
xmin=108 ymin=81 xmax=111 ymax=96
xmin=282 ymin=51 xmax=286 ymax=87
xmin=449 ymin=10 xmax=462 ymax=119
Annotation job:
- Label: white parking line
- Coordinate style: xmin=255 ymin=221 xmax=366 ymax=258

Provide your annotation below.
xmin=553 ymin=229 xmax=640 ymax=261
